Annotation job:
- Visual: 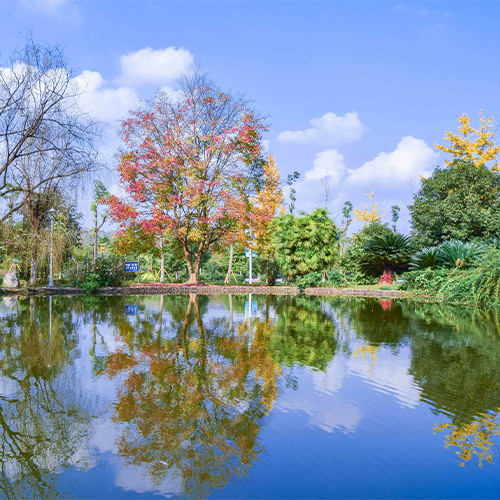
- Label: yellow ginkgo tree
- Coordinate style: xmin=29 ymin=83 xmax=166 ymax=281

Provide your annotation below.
xmin=354 ymin=190 xmax=384 ymax=226
xmin=435 ymin=111 xmax=500 ymax=170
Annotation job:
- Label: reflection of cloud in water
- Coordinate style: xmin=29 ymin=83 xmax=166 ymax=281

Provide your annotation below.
xmin=346 ymin=346 xmax=421 ymax=409
xmin=277 ymin=360 xmax=362 ymax=434
xmin=312 ymin=357 xmax=348 ymax=395
xmin=276 ymin=346 xmax=422 ymax=435
xmin=91 ymin=416 xmax=183 ymax=497
xmin=114 ymin=461 xmax=183 ymax=498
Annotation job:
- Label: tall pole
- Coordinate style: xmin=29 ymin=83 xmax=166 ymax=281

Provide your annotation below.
xmin=249 ymin=250 xmax=252 ymax=285
xmin=48 ymin=217 xmax=54 ymax=287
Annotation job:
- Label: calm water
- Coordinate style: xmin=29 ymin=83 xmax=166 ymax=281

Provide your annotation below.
xmin=0 ymin=294 xmax=499 ymax=499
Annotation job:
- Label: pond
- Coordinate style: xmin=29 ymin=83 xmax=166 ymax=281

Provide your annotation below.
xmin=0 ymin=293 xmax=499 ymax=499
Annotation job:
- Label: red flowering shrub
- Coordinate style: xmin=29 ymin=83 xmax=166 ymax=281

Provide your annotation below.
xmin=378 ymin=272 xmax=392 ymax=285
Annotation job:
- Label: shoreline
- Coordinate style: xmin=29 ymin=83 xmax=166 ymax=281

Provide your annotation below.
xmin=0 ymin=283 xmax=416 ymax=299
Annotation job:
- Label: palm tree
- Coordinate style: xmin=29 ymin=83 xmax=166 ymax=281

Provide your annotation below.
xmin=358 ymin=233 xmax=411 ymax=283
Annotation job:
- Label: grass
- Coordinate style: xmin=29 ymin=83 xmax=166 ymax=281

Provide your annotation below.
xmin=343 ymin=284 xmax=400 ymax=291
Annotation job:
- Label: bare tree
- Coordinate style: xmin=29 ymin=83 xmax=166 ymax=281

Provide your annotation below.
xmin=320 ymin=175 xmax=331 ymax=212
xmin=91 ymin=181 xmax=110 ymax=264
xmin=0 ymin=36 xmax=101 ymax=208
xmin=10 ymin=123 xmax=96 ymax=284
xmin=0 ymin=37 xmax=101 ymax=284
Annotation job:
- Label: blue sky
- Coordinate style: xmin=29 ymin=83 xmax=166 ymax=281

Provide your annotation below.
xmin=2 ymin=1 xmax=500 ymax=232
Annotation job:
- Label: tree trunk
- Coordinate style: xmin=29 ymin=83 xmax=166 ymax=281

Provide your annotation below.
xmin=30 ymin=236 xmax=38 ymax=286
xmin=160 ymin=252 xmax=165 ymax=283
xmin=340 ymin=231 xmax=347 ymax=255
xmin=226 ymin=243 xmax=234 ymax=283
xmin=184 ymin=249 xmax=201 ymax=284
xmin=187 ymin=266 xmax=201 ymax=284
xmin=160 ymin=237 xmax=165 ymax=283
xmin=93 ymin=212 xmax=98 ymax=264
xmin=378 ymin=264 xmax=393 ymax=285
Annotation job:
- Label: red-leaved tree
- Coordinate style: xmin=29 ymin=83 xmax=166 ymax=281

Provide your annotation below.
xmin=107 ymin=73 xmax=267 ymax=284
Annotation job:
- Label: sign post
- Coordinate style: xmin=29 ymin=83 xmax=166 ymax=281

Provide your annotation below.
xmin=124 ymin=261 xmax=139 ymax=283
xmin=244 ymin=249 xmax=258 ymax=284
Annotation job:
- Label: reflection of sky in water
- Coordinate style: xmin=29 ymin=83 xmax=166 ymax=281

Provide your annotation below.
xmin=0 ymin=295 xmax=499 ymax=499
xmin=277 ymin=346 xmax=421 ymax=435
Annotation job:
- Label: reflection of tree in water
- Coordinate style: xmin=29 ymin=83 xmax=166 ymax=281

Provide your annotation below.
xmin=434 ymin=412 xmax=500 ymax=467
xmin=270 ymin=296 xmax=339 ymax=371
xmin=0 ymin=297 xmax=102 ymax=499
xmin=409 ymin=330 xmax=500 ymax=467
xmin=353 ymin=344 xmax=378 ymax=376
xmin=102 ymin=294 xmax=281 ymax=499
xmin=327 ymin=297 xmax=411 ymax=349
xmin=326 ymin=297 xmax=500 ymax=467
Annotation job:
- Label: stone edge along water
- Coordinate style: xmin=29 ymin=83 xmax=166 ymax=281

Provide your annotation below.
xmin=0 ymin=284 xmax=413 ymax=299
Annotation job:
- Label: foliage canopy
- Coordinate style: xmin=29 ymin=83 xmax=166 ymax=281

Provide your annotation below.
xmin=272 ymin=208 xmax=339 ymax=280
xmin=409 ymin=160 xmax=500 ymax=247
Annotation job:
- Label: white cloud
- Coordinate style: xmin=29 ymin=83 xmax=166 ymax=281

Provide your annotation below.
xmin=347 ymin=136 xmax=439 ymax=186
xmin=72 ymin=70 xmax=141 ymax=123
xmin=118 ymin=47 xmax=194 ymax=86
xmin=19 ymin=0 xmax=68 ymax=14
xmin=304 ymin=149 xmax=346 ymax=183
xmin=159 ymin=85 xmax=185 ymax=104
xmin=277 ymin=111 xmax=366 ymax=145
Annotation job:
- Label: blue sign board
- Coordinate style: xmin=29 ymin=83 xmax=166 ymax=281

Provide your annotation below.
xmin=245 ymin=249 xmax=258 ymax=258
xmin=124 ymin=261 xmax=139 ymax=272
xmin=124 ymin=305 xmax=139 ymax=315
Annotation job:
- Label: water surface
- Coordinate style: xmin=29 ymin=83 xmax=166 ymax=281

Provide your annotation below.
xmin=0 ymin=294 xmax=499 ymax=499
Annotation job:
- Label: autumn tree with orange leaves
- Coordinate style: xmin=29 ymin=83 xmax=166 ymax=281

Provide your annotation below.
xmin=228 ymin=154 xmax=284 ymax=284
xmin=107 ymin=73 xmax=267 ymax=284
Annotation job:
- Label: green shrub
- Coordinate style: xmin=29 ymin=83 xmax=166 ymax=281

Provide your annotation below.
xmin=409 ymin=240 xmax=486 ymax=271
xmin=358 ymin=233 xmax=411 ymax=276
xmin=471 ymin=249 xmax=500 ymax=307
xmin=409 ymin=247 xmax=439 ymax=270
xmin=200 ymin=259 xmax=226 ymax=283
xmin=323 ymin=269 xmax=349 ymax=287
xmin=399 ymin=268 xmax=449 ymax=293
xmin=83 ymin=272 xmax=102 ymax=294
xmin=295 ymin=272 xmax=324 ymax=289
xmin=436 ymin=240 xmax=485 ymax=269
xmin=401 ymin=249 xmax=500 ymax=308
xmin=69 ymin=255 xmax=126 ymax=293
xmin=341 ymin=223 xmax=393 ymax=284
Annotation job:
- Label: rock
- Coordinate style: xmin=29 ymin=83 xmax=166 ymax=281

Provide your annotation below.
xmin=2 ymin=273 xmax=18 ymax=288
